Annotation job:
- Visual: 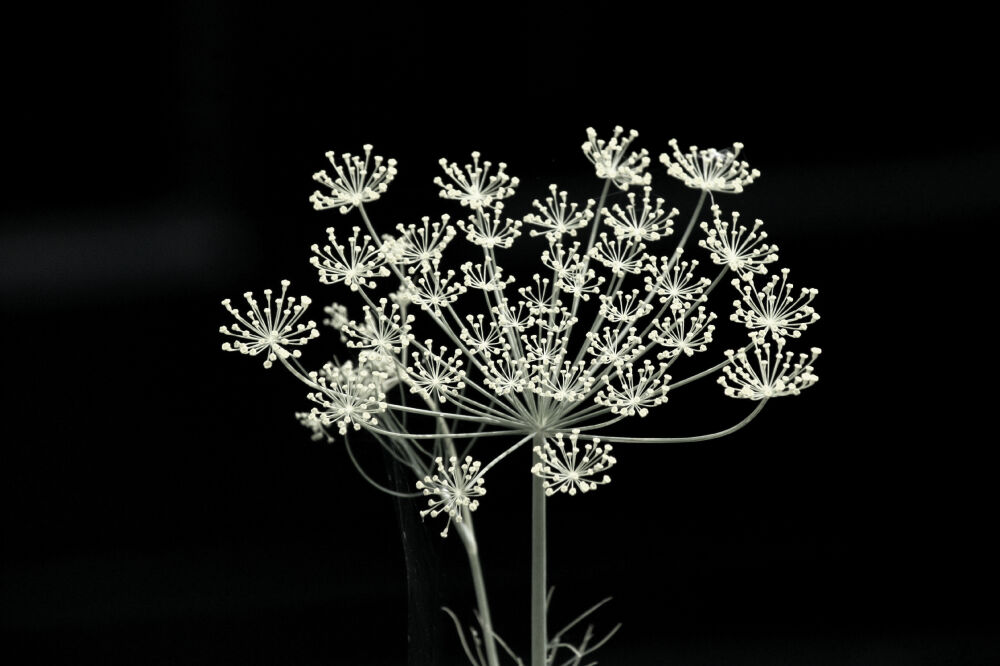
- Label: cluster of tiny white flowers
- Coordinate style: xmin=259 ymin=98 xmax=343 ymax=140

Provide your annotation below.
xmin=719 ymin=336 xmax=821 ymax=399
xmin=581 ymin=126 xmax=651 ymax=190
xmin=731 ymin=268 xmax=820 ymax=339
xmin=310 ymin=145 xmax=398 ymax=213
xmin=221 ymin=127 xmax=822 ymax=538
xmin=416 ymin=456 xmax=487 ymax=537
xmin=524 ymin=184 xmax=595 ymax=238
xmin=434 ymin=152 xmax=519 ymax=209
xmin=306 ymin=359 xmax=390 ymax=435
xmin=659 ymin=139 xmax=760 ymax=194
xmin=220 ymin=280 xmax=319 ymax=368
xmin=311 ymin=226 xmax=390 ymax=291
xmin=604 ymin=186 xmax=677 ymax=242
xmin=532 ymin=430 xmax=616 ymax=496
xmin=699 ymin=205 xmax=779 ymax=278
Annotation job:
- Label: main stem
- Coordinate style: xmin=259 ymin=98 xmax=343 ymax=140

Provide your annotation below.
xmin=530 ymin=434 xmax=547 ymax=666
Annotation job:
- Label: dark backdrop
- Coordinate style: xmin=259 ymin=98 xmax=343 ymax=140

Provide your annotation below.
xmin=2 ymin=5 xmax=996 ymax=665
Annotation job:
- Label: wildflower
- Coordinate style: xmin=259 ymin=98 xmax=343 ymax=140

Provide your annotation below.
xmin=319 ymin=355 xmax=398 ymax=393
xmin=460 ymin=314 xmax=507 ymax=358
xmin=405 ymin=268 xmax=467 ymax=313
xmin=310 ymin=145 xmax=398 ymax=213
xmin=643 ymin=258 xmax=711 ymax=310
xmin=731 ymin=268 xmax=819 ymax=339
xmin=434 ymin=152 xmax=519 ymax=209
xmin=595 ymin=360 xmax=670 ymax=417
xmin=660 ymin=139 xmax=759 ymax=194
xmin=535 ymin=361 xmax=596 ymax=403
xmin=648 ymin=306 xmax=717 ymax=358
xmin=524 ymin=184 xmax=594 ymax=238
xmin=482 ymin=352 xmax=529 ymax=395
xmin=461 ymin=262 xmax=515 ymax=292
xmin=407 ymin=342 xmax=467 ymax=403
xmin=581 ymin=126 xmax=652 ymax=190
xmin=522 ymin=332 xmax=567 ymax=369
xmin=517 ymin=275 xmax=561 ymax=316
xmin=585 ymin=326 xmax=645 ymax=367
xmin=392 ymin=216 xmax=458 ymax=273
xmin=416 ymin=456 xmax=487 ymax=537
xmin=590 ymin=233 xmax=647 ymax=277
xmin=699 ymin=205 xmax=778 ymax=279
xmin=220 ymin=280 xmax=319 ymax=368
xmin=455 ymin=201 xmax=523 ymax=249
xmin=532 ymin=430 xmax=616 ymax=496
xmin=341 ymin=298 xmax=415 ymax=358
xmin=598 ymin=289 xmax=654 ymax=324
xmin=494 ymin=301 xmax=535 ymax=333
xmin=719 ymin=336 xmax=821 ymax=399
xmin=604 ymin=186 xmax=678 ymax=242
xmin=542 ymin=239 xmax=605 ymax=298
xmin=310 ymin=226 xmax=390 ymax=291
xmin=307 ymin=360 xmax=389 ymax=435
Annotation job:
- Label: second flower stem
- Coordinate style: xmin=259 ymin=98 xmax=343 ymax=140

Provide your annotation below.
xmin=456 ymin=513 xmax=500 ymax=666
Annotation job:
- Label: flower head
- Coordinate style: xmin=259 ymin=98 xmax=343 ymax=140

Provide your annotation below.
xmin=699 ymin=205 xmax=778 ymax=279
xmin=731 ymin=268 xmax=819 ymax=339
xmin=589 ymin=233 xmax=647 ymax=277
xmin=604 ymin=186 xmax=678 ymax=242
xmin=416 ymin=456 xmax=486 ymax=537
xmin=310 ymin=226 xmax=390 ymax=291
xmin=643 ymin=258 xmax=711 ymax=310
xmin=392 ymin=216 xmax=458 ymax=273
xmin=407 ymin=341 xmax=467 ymax=403
xmin=434 ymin=152 xmax=519 ymax=209
xmin=524 ymin=184 xmax=595 ymax=238
xmin=220 ymin=280 xmax=319 ymax=368
xmin=595 ymin=360 xmax=670 ymax=417
xmin=719 ymin=336 xmax=821 ymax=399
xmin=586 ymin=326 xmax=645 ymax=368
xmin=307 ymin=359 xmax=389 ymax=435
xmin=648 ymin=306 xmax=717 ymax=359
xmin=581 ymin=126 xmax=651 ymax=190
xmin=532 ymin=430 xmax=616 ymax=496
xmin=455 ymin=202 xmax=523 ymax=249
xmin=341 ymin=297 xmax=415 ymax=359
xmin=310 ymin=145 xmax=398 ymax=214
xmin=660 ymin=139 xmax=759 ymax=194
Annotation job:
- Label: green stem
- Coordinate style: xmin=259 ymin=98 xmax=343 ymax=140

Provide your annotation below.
xmin=666 ymin=188 xmax=708 ymax=272
xmin=442 ymin=424 xmax=500 ymax=666
xmin=456 ymin=515 xmax=500 ymax=666
xmin=531 ymin=433 xmax=547 ymax=666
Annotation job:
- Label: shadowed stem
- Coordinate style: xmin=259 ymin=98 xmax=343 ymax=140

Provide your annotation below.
xmin=442 ymin=426 xmax=501 ymax=666
xmin=455 ymin=513 xmax=500 ymax=666
xmin=531 ymin=433 xmax=547 ymax=666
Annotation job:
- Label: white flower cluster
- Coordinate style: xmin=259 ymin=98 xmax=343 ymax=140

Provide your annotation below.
xmin=309 ymin=145 xmax=398 ymax=213
xmin=221 ymin=127 xmax=822 ymax=538
xmin=417 ymin=456 xmax=487 ymax=537
xmin=220 ymin=280 xmax=319 ymax=368
xmin=660 ymin=139 xmax=759 ymax=194
xmin=532 ymin=430 xmax=616 ymax=496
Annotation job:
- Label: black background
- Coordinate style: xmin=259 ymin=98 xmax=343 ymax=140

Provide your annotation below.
xmin=2 ymin=5 xmax=996 ymax=665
